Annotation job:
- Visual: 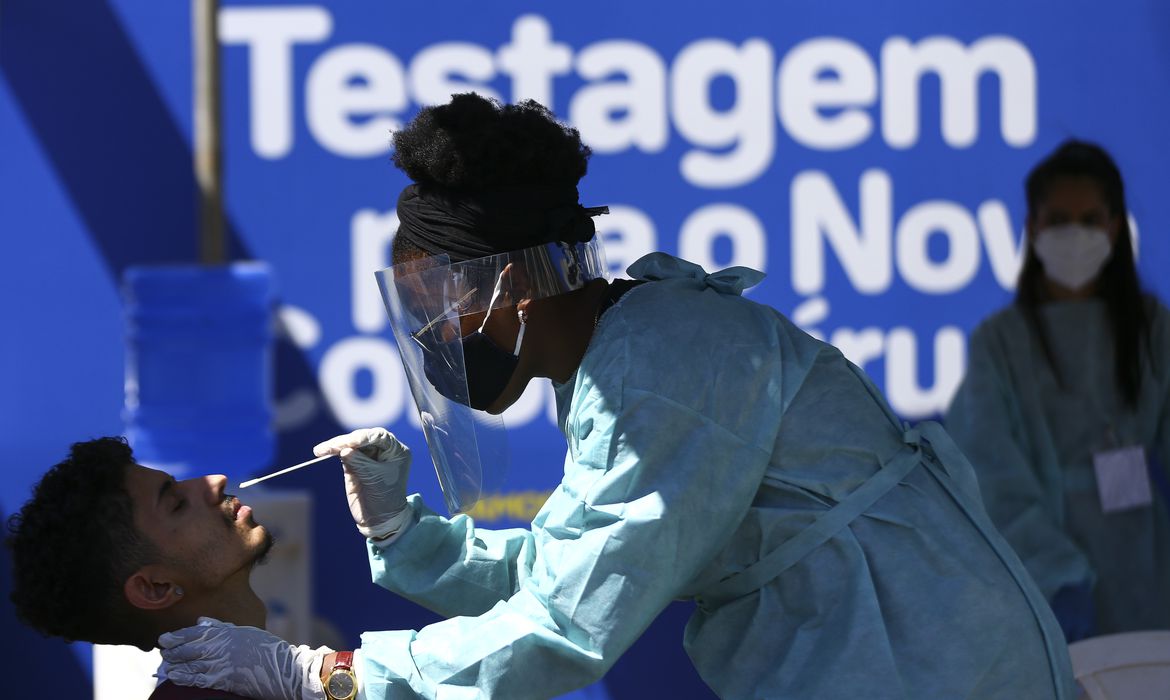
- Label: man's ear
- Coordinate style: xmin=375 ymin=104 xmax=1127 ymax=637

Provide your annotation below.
xmin=124 ymin=566 xmax=185 ymax=611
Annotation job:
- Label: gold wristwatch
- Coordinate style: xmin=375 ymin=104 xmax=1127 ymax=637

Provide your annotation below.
xmin=324 ymin=651 xmax=358 ymax=700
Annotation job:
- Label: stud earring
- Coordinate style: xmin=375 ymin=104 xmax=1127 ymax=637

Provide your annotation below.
xmin=174 ymin=586 xmax=185 ymax=597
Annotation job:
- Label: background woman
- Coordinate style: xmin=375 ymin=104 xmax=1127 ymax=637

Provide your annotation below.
xmin=948 ymin=140 xmax=1170 ymax=642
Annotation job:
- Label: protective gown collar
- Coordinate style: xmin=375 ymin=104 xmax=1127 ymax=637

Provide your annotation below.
xmin=626 ymin=253 xmax=765 ymax=295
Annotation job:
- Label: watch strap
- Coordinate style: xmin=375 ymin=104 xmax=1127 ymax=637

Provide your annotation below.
xmin=324 ymin=651 xmax=357 ymax=700
xmin=333 ymin=651 xmax=354 ymax=672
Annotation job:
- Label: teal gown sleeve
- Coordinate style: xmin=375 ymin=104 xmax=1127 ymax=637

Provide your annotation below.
xmin=946 ymin=321 xmax=1094 ymax=598
xmin=354 ymin=384 xmax=773 ymax=698
xmin=362 ymin=498 xmax=539 ymax=619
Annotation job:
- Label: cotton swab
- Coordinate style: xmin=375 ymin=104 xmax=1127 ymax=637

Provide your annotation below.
xmin=239 ymin=454 xmax=333 ymax=488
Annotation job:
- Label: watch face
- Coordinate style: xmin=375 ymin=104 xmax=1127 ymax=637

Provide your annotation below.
xmin=328 ymin=671 xmax=356 ymax=699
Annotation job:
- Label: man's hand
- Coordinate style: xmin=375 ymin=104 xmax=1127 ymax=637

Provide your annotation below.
xmin=314 ymin=427 xmax=412 ymax=540
xmin=159 ymin=617 xmax=329 ymax=700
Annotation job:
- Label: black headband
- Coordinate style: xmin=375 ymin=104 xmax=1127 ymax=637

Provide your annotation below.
xmin=395 ymin=183 xmax=608 ymax=262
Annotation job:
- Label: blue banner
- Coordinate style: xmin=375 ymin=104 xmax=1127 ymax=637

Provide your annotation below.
xmin=3 ymin=1 xmax=1169 ymax=697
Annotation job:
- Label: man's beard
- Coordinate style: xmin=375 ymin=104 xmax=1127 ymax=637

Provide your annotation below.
xmin=251 ymin=529 xmax=276 ymax=567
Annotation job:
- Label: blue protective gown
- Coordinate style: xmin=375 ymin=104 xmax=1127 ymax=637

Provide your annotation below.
xmin=355 ymin=253 xmax=1075 ymax=699
xmin=946 ymin=299 xmax=1170 ymax=634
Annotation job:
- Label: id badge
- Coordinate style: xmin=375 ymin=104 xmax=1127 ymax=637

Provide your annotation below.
xmin=1093 ymin=446 xmax=1153 ymax=514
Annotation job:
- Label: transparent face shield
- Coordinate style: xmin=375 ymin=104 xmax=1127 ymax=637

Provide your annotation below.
xmin=376 ymin=238 xmax=609 ymax=513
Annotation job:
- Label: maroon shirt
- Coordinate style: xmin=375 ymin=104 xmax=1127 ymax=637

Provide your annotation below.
xmin=148 ymin=680 xmax=255 ymax=700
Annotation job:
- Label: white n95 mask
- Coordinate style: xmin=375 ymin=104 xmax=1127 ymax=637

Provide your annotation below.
xmin=1032 ymin=224 xmax=1112 ymax=291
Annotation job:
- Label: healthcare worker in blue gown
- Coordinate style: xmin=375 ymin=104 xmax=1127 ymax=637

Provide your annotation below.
xmin=159 ymin=94 xmax=1075 ymax=699
xmin=946 ymin=140 xmax=1170 ymax=643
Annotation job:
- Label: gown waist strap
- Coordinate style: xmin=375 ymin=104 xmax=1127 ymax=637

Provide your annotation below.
xmin=694 ymin=423 xmax=950 ymax=611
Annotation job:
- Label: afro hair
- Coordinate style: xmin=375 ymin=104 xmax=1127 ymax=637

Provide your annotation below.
xmin=392 ymin=93 xmax=592 ymax=191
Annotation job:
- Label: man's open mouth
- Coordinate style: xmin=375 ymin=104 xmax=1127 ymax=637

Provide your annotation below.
xmin=225 ymin=496 xmax=252 ymax=523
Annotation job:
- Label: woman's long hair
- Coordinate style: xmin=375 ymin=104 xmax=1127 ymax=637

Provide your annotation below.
xmin=1016 ymin=139 xmax=1150 ymax=408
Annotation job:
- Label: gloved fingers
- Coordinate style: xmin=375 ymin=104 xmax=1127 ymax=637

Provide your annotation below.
xmin=161 ymin=659 xmax=216 ymax=680
xmin=369 ymin=430 xmax=410 ymax=461
xmin=160 ymin=639 xmax=221 ymax=665
xmin=158 ymin=618 xmax=228 ymax=650
xmin=352 ymin=428 xmax=406 ymax=462
xmin=160 ymin=668 xmax=218 ymax=689
xmin=301 ymin=651 xmax=328 ymax=697
xmin=356 ymin=427 xmax=392 ymax=447
xmin=157 ymin=629 xmax=191 ymax=650
xmin=314 ymin=427 xmax=399 ymax=456
xmin=340 ymin=448 xmax=400 ymax=480
xmin=295 ymin=644 xmax=336 ymax=656
xmin=313 ymin=429 xmax=367 ymax=457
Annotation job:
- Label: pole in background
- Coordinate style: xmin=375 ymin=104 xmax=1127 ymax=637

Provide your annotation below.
xmin=194 ymin=0 xmax=224 ymax=265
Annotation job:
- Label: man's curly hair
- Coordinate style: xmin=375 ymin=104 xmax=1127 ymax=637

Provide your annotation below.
xmin=392 ymin=93 xmax=592 ymax=192
xmin=7 ymin=437 xmax=158 ymax=646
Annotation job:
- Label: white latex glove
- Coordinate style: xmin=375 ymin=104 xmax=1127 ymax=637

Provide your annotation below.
xmin=314 ymin=427 xmax=412 ymax=540
xmin=158 ymin=617 xmax=330 ymax=700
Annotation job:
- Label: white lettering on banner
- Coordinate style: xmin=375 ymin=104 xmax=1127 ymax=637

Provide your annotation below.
xmin=501 ymin=381 xmax=551 ymax=426
xmin=351 ymin=209 xmax=399 ymax=334
xmin=596 ymin=205 xmax=658 ymax=275
xmin=975 ymin=201 xmax=1026 ymax=290
xmin=319 ymin=337 xmax=407 ymax=428
xmin=220 ymin=8 xmax=1038 ymax=180
xmin=779 ymin=38 xmax=877 ymax=150
xmin=411 ymin=43 xmax=501 ymax=107
xmin=306 ymin=45 xmax=407 ymax=157
xmin=298 ymin=175 xmax=1099 ymax=434
xmin=679 ymin=204 xmax=768 ymax=273
xmin=830 ymin=326 xmax=886 ymax=371
xmin=790 ymin=296 xmax=830 ymax=339
xmin=791 ymin=169 xmax=1051 ymax=296
xmin=881 ymin=36 xmax=1037 ymax=149
xmin=214 ymin=7 xmax=1056 ymax=425
xmin=274 ymin=305 xmax=322 ymax=431
xmin=497 ymin=15 xmax=573 ymax=107
xmin=885 ymin=326 xmax=966 ymax=416
xmin=313 ymin=192 xmax=1141 ymax=427
xmin=792 ymin=169 xmax=892 ymax=295
xmin=219 ymin=7 xmax=332 ymax=159
xmin=895 ymin=200 xmax=980 ymax=294
xmin=671 ymin=39 xmax=775 ymax=188
xmin=793 ymin=298 xmax=966 ymax=417
xmin=571 ymin=41 xmax=668 ymax=153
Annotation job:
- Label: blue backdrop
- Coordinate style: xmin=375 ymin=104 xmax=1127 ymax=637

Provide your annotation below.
xmin=3 ymin=1 xmax=1169 ymax=697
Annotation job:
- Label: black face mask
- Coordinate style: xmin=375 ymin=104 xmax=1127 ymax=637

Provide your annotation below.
xmin=421 ymin=328 xmax=521 ymax=411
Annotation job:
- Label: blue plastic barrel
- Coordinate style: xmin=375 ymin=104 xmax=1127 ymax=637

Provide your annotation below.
xmin=122 ymin=262 xmax=274 ymax=479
